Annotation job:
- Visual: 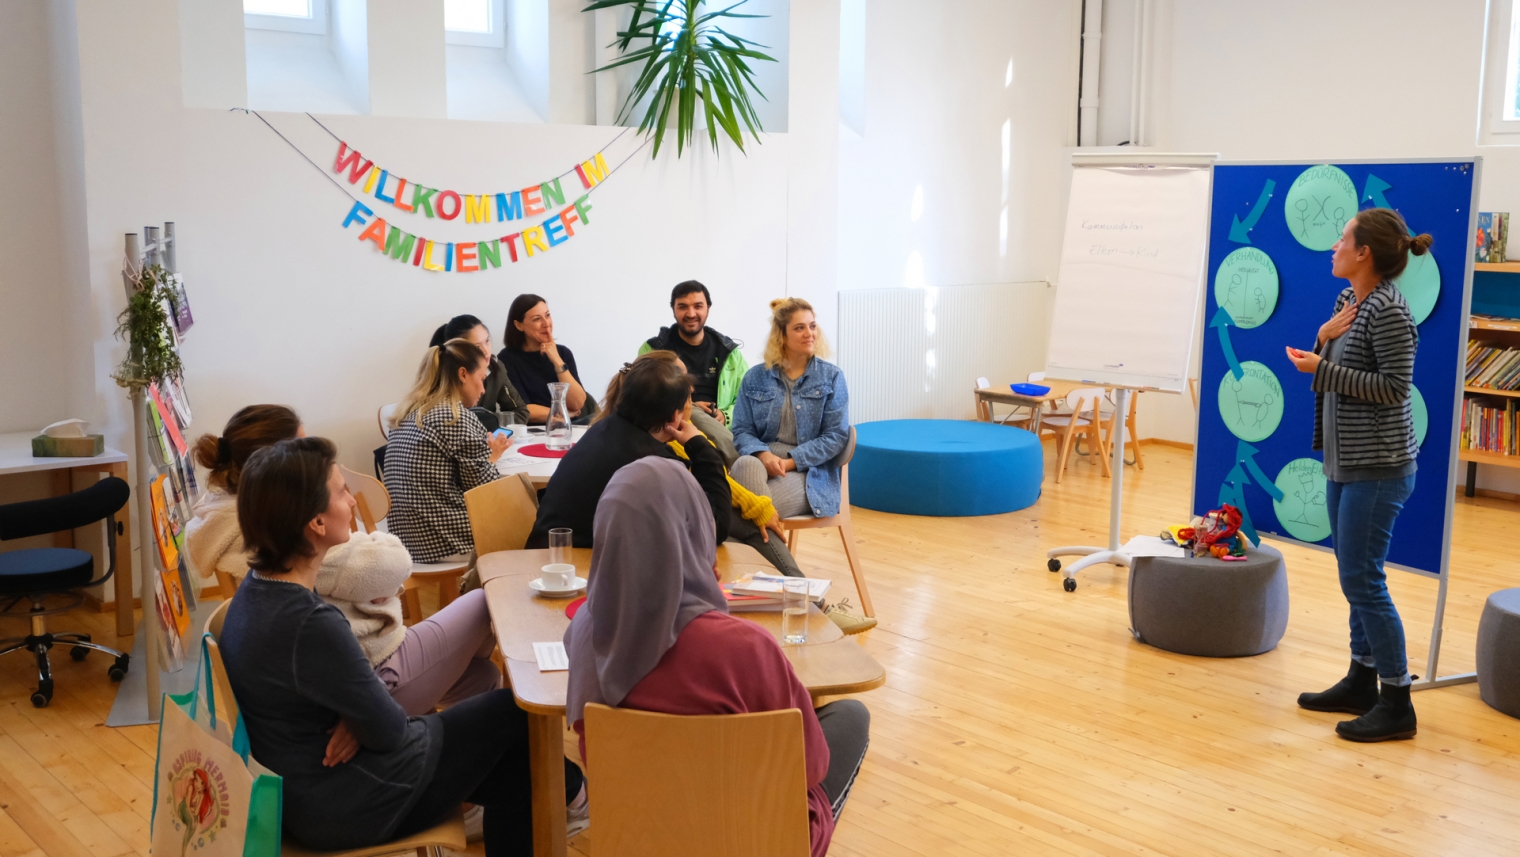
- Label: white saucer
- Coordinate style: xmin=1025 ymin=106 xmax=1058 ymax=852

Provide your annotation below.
xmin=529 ymin=576 xmax=586 ymax=598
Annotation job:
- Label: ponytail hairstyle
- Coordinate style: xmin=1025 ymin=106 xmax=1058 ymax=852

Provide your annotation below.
xmin=191 ymin=404 xmax=301 ymax=494
xmin=429 ymin=314 xmax=487 ymax=348
xmin=238 ymin=436 xmax=338 ymax=573
xmin=1351 ymin=208 xmax=1434 ymax=280
xmin=762 ymin=297 xmax=831 ymax=368
xmin=595 ymin=350 xmax=685 ymax=425
xmin=392 ymin=338 xmax=487 ymax=429
xmin=609 ymin=354 xmax=695 ymax=432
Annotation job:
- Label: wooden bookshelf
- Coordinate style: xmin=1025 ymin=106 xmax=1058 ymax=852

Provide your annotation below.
xmin=1465 ymin=385 xmax=1520 ymax=398
xmin=1474 ymin=262 xmax=1520 ymax=274
xmin=1459 ymin=448 xmax=1520 ymax=469
xmin=1472 ymin=316 xmax=1520 ymax=332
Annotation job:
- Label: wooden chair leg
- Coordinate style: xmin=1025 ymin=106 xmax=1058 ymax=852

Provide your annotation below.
xmin=438 ymin=573 xmax=463 ymax=607
xmin=787 ymin=529 xmax=799 ymax=553
xmin=1129 ymin=408 xmax=1145 ymax=470
xmin=837 ymin=522 xmax=873 ymax=618
xmin=1055 ymin=421 xmax=1080 ymax=483
xmin=401 ymin=586 xmax=422 ymax=626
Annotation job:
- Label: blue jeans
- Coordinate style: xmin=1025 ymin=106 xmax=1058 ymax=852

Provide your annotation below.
xmin=1325 ymin=475 xmax=1416 ymax=686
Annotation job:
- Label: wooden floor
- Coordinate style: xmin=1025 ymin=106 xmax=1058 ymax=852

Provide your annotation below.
xmin=4 ymin=442 xmax=1520 ymax=856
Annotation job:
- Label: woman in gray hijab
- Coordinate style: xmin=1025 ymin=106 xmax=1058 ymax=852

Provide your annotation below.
xmin=564 ymin=457 xmax=870 ymax=856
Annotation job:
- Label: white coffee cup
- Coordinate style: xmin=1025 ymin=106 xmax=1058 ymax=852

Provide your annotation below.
xmin=540 ymin=563 xmax=575 ymax=589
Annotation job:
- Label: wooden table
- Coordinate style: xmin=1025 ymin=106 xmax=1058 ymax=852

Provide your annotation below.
xmin=494 ymin=425 xmax=588 ymax=489
xmin=480 ymin=545 xmax=886 ymax=857
xmin=974 ymin=378 xmax=1083 ymax=425
xmin=0 ymin=432 xmax=134 ymax=635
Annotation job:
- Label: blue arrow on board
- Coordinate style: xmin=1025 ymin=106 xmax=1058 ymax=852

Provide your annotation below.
xmin=1362 ymin=174 xmax=1393 ymax=209
xmin=1363 ymin=173 xmax=1416 ymax=235
xmin=1228 ymin=179 xmax=1276 ymax=244
xmin=1237 ymin=440 xmax=1284 ymax=501
xmin=1210 ymin=306 xmax=1244 ymax=380
xmin=1218 ymin=466 xmax=1262 ymax=547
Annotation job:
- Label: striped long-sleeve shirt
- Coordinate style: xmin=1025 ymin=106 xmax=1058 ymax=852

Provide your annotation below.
xmin=1311 ymin=282 xmax=1419 ymax=472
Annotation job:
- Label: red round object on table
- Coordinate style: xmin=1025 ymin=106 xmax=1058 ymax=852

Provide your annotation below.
xmin=565 ymin=596 xmax=587 ymax=619
xmin=518 ymin=443 xmax=572 ymax=459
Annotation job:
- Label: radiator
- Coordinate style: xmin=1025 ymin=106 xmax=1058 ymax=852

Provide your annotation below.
xmin=837 ymin=281 xmax=1053 ymax=424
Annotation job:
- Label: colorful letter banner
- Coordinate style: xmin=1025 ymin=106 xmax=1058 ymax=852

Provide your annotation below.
xmin=333 ymin=140 xmax=614 ymax=271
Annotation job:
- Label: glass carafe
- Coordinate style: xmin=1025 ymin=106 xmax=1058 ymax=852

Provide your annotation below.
xmin=546 ymin=382 xmax=573 ymax=450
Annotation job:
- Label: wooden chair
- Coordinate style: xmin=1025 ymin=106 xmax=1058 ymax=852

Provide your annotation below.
xmin=584 ymin=702 xmax=811 ymax=857
xmin=1103 ymin=389 xmax=1145 ymax=471
xmin=202 ymin=599 xmax=466 ymax=857
xmin=340 ymin=465 xmax=469 ymax=622
xmin=1040 ymin=388 xmax=1110 ymax=483
xmin=975 ymin=376 xmax=1036 ymax=429
xmin=779 ymin=427 xmax=874 ymax=618
xmin=464 ymin=473 xmax=539 ymax=556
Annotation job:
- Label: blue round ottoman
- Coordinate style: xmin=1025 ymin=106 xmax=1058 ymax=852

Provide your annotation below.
xmin=850 ymin=420 xmax=1042 ymax=516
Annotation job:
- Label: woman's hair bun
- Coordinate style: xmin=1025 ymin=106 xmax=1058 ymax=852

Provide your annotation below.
xmin=768 ymin=298 xmax=787 ymax=311
xmin=1406 ymin=233 xmax=1434 ymax=256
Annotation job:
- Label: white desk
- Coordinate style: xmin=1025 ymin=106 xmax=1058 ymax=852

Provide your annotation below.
xmin=0 ymin=432 xmax=136 ymax=635
xmin=494 ymin=425 xmax=588 ymax=488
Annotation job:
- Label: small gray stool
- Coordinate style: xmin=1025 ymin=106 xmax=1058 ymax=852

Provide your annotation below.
xmin=1128 ymin=544 xmax=1289 ymax=657
xmin=1477 ymin=589 xmax=1520 ymax=719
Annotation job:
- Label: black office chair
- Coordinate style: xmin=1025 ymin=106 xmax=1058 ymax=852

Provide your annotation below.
xmin=0 ymin=476 xmax=132 ymax=707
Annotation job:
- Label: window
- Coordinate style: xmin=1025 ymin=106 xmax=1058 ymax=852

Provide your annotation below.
xmin=1480 ymin=0 xmax=1520 ymax=142
xmin=244 ymin=0 xmax=327 ymax=34
xmin=445 ymin=0 xmax=503 ymax=47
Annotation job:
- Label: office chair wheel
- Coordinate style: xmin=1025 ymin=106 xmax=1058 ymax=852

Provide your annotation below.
xmin=1048 ymin=558 xmax=1062 ymax=572
xmin=31 ymin=679 xmax=53 ymax=708
xmin=70 ymin=645 xmax=89 ymax=662
xmin=109 ymin=655 xmax=130 ymax=682
xmin=1063 ymin=577 xmax=1077 ymax=592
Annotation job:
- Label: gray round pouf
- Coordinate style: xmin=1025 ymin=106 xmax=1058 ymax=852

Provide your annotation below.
xmin=1476 ymin=589 xmax=1520 ymax=719
xmin=1128 ymin=544 xmax=1289 ymax=657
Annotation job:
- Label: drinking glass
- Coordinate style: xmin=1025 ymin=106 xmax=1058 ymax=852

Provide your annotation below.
xmin=549 ymin=528 xmax=572 ymax=567
xmin=782 ymin=578 xmax=809 ymax=645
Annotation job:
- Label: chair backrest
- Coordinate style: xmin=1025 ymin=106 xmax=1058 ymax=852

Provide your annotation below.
xmin=341 ymin=465 xmax=391 ymax=533
xmin=1066 ymin=387 xmax=1105 ymax=417
xmin=464 ymin=473 xmax=539 ymax=555
xmin=202 ymin=599 xmax=240 ymax=728
xmin=378 ymin=403 xmax=399 ymax=440
xmin=975 ymin=376 xmax=990 ymax=390
xmin=1028 ymin=371 xmax=1046 ymax=382
xmin=584 ymin=703 xmax=811 ymax=857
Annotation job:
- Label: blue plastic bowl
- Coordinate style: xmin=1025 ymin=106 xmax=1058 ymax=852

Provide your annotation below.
xmin=1010 ymin=383 xmax=1051 ymax=396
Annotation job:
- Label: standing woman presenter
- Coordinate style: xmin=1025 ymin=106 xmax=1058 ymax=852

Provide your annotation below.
xmin=1285 ymin=208 xmax=1430 ymax=742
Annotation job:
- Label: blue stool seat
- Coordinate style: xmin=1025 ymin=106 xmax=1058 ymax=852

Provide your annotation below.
xmin=0 ymin=549 xmax=95 ymax=594
xmin=850 ymin=419 xmax=1043 ymax=517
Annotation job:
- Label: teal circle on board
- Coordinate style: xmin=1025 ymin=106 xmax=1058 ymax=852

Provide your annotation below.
xmin=1411 ymin=384 xmax=1428 ymax=448
xmin=1217 ymin=361 xmax=1285 ymax=442
xmin=1394 ymin=249 xmax=1440 ymax=325
xmin=1272 ymin=458 xmax=1332 ymax=544
xmin=1284 ymin=165 xmax=1359 ymax=251
xmin=1214 ymin=247 xmax=1280 ymax=329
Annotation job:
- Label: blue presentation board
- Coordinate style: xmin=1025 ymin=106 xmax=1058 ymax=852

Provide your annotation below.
xmin=1192 ymin=160 xmax=1477 ymax=578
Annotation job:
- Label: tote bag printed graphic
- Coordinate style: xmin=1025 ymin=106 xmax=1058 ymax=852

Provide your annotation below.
xmin=163 ymin=747 xmax=233 ymax=856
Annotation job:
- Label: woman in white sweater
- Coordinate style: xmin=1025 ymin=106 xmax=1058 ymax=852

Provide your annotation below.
xmin=186 ymin=405 xmax=499 ymax=715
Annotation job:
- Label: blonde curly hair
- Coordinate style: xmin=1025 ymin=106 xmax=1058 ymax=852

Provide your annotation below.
xmin=762 ymin=298 xmax=830 ymax=368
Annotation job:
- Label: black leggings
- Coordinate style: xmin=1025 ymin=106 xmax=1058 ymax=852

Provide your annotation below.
xmin=394 ymin=690 xmax=584 ymax=857
xmin=816 ymin=699 xmax=870 ymax=818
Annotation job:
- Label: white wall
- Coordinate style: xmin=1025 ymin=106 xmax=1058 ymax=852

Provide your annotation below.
xmin=834 ymin=0 xmax=1080 ymax=417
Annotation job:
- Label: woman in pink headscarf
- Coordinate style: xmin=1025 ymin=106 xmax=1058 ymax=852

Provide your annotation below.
xmin=565 ymin=457 xmax=870 ymax=856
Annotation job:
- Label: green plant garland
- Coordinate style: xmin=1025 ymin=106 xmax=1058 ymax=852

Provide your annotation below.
xmin=585 ymin=0 xmax=778 ymax=157
xmin=113 ymin=264 xmax=183 ymax=390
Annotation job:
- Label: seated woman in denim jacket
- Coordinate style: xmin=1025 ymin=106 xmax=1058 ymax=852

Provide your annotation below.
xmin=730 ymin=298 xmax=850 ymax=519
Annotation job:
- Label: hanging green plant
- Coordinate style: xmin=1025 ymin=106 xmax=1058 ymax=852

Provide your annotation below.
xmin=113 ymin=264 xmax=183 ymax=390
xmin=584 ymin=0 xmax=778 ymax=157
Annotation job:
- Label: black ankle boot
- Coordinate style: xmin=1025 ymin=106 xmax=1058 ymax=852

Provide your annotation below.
xmin=1335 ymin=682 xmax=1417 ymax=743
xmin=1297 ymin=660 xmax=1379 ymax=715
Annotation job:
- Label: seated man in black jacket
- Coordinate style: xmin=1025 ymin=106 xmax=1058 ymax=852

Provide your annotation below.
xmin=527 ymin=357 xmax=731 ymax=549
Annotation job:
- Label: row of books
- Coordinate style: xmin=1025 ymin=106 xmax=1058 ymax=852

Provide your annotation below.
xmin=1461 ymin=398 xmax=1518 ymax=456
xmin=1465 ymin=341 xmax=1520 ymax=391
